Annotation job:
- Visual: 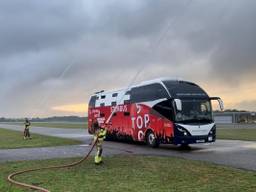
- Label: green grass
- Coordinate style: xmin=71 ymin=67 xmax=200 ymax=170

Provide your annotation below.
xmin=2 ymin=122 xmax=87 ymax=129
xmin=217 ymin=128 xmax=256 ymax=141
xmin=0 ymin=128 xmax=82 ymax=149
xmin=1 ymin=156 xmax=256 ymax=192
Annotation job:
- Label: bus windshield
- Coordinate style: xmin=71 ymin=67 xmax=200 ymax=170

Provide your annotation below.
xmin=175 ymin=99 xmax=213 ymax=123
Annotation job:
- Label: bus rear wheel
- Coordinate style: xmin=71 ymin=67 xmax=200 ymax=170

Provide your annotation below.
xmin=146 ymin=131 xmax=159 ymax=148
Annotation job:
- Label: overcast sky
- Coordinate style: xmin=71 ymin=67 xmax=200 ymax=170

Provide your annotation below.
xmin=1 ymin=0 xmax=256 ymax=118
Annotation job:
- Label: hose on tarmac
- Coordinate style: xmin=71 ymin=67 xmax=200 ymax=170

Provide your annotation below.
xmin=7 ymin=138 xmax=98 ymax=192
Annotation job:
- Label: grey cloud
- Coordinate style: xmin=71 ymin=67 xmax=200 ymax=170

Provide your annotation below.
xmin=92 ymin=1 xmax=190 ymax=38
xmin=88 ymin=0 xmax=256 ymax=83
xmin=0 ymin=0 xmax=89 ymax=57
xmin=166 ymin=0 xmax=256 ymax=82
xmin=1 ymin=0 xmax=256 ymax=117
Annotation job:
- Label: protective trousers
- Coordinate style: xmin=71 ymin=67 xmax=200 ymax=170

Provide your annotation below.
xmin=94 ymin=128 xmax=106 ymax=164
xmin=24 ymin=128 xmax=30 ymax=139
xmin=95 ymin=140 xmax=103 ymax=164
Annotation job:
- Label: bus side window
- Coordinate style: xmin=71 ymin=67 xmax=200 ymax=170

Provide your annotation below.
xmin=89 ymin=96 xmax=97 ymax=107
xmin=112 ymin=93 xmax=118 ymax=97
xmin=152 ymin=100 xmax=174 ymax=121
xmin=130 ymin=83 xmax=169 ymax=103
xmin=111 ymin=102 xmax=117 ymax=106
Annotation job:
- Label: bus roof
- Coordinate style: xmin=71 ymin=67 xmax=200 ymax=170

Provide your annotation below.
xmin=90 ymin=78 xmax=208 ymax=107
xmin=93 ymin=78 xmax=187 ymax=95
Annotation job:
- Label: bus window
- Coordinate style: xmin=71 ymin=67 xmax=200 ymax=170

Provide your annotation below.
xmin=124 ymin=100 xmax=130 ymax=104
xmin=89 ymin=96 xmax=96 ymax=107
xmin=111 ymin=101 xmax=117 ymax=106
xmin=152 ymin=100 xmax=174 ymax=121
xmin=131 ymin=83 xmax=169 ymax=103
xmin=112 ymin=93 xmax=118 ymax=97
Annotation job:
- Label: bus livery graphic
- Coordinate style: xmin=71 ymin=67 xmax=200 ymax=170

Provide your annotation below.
xmin=88 ymin=78 xmax=224 ymax=147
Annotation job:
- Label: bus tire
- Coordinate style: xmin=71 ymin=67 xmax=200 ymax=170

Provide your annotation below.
xmin=146 ymin=131 xmax=159 ymax=148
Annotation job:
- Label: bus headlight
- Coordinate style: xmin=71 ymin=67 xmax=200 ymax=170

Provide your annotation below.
xmin=177 ymin=127 xmax=189 ymax=136
xmin=209 ymin=125 xmax=216 ymax=136
xmin=177 ymin=127 xmax=185 ymax=132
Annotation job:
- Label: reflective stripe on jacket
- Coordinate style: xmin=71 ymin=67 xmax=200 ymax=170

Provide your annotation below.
xmin=94 ymin=128 xmax=107 ymax=142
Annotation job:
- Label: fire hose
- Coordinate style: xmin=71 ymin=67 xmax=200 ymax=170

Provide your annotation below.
xmin=7 ymin=138 xmax=98 ymax=192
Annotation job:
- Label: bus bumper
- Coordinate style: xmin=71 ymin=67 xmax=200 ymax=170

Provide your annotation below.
xmin=172 ymin=124 xmax=216 ymax=145
xmin=172 ymin=135 xmax=216 ymax=145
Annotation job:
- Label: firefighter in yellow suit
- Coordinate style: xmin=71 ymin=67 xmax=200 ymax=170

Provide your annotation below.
xmin=93 ymin=122 xmax=107 ymax=165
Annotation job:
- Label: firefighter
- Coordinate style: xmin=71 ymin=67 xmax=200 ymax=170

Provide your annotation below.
xmin=24 ymin=118 xmax=31 ymax=139
xmin=93 ymin=122 xmax=107 ymax=165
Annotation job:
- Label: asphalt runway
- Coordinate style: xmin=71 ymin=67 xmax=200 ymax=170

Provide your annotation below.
xmin=0 ymin=124 xmax=256 ymax=171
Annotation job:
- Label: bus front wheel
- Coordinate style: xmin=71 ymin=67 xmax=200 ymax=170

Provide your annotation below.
xmin=146 ymin=131 xmax=159 ymax=148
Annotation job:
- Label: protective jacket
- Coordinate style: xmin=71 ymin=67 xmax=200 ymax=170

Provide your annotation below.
xmin=94 ymin=128 xmax=107 ymax=142
xmin=25 ymin=121 xmax=31 ymax=129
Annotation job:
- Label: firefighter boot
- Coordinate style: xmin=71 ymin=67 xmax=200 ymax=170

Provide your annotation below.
xmin=95 ymin=146 xmax=103 ymax=165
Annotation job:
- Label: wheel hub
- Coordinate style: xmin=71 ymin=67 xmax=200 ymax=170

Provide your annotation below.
xmin=148 ymin=133 xmax=155 ymax=144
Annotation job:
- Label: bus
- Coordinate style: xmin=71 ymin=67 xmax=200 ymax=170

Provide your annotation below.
xmin=88 ymin=78 xmax=224 ymax=147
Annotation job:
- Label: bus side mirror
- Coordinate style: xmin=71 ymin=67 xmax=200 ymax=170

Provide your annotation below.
xmin=218 ymin=99 xmax=224 ymax=111
xmin=210 ymin=97 xmax=224 ymax=111
xmin=174 ymin=99 xmax=182 ymax=111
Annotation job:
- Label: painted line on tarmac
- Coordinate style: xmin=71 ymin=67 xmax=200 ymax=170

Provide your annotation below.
xmin=242 ymin=143 xmax=256 ymax=149
xmin=51 ymin=134 xmax=92 ymax=138
xmin=79 ymin=144 xmax=90 ymax=147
